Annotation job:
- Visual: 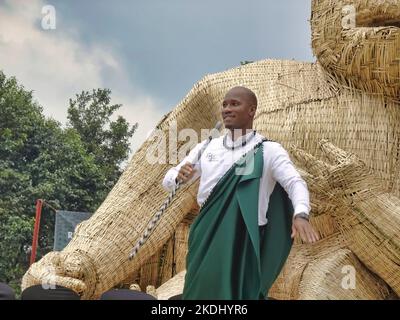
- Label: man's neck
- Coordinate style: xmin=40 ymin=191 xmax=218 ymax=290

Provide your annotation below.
xmin=228 ymin=128 xmax=254 ymax=141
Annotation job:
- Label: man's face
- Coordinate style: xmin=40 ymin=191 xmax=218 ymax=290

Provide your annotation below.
xmin=221 ymin=89 xmax=256 ymax=130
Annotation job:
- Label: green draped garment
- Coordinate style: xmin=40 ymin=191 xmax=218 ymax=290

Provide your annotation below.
xmin=182 ymin=141 xmax=294 ymax=300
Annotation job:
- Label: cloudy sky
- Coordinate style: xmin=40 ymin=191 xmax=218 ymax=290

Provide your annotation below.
xmin=0 ymin=0 xmax=314 ymax=152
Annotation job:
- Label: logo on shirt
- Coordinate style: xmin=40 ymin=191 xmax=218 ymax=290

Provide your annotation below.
xmin=206 ymin=152 xmax=218 ymax=162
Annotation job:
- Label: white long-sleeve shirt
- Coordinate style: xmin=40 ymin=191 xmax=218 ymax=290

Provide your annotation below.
xmin=162 ymin=131 xmax=310 ymax=226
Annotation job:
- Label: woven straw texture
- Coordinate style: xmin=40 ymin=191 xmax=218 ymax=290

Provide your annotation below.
xmin=311 ymin=0 xmax=400 ymax=101
xmin=22 ymin=0 xmax=399 ymax=299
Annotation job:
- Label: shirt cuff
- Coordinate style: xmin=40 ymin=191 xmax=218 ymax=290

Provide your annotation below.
xmin=293 ymin=204 xmax=310 ymax=216
xmin=163 ymin=170 xmax=179 ymax=191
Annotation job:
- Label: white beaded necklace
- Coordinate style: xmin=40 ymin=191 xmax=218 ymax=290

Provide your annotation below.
xmin=222 ymin=130 xmax=256 ymax=150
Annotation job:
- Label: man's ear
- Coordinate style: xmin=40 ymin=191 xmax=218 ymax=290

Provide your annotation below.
xmin=249 ymin=105 xmax=257 ymax=117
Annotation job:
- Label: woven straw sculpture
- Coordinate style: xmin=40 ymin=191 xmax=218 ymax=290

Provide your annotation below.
xmin=22 ymin=0 xmax=399 ymax=299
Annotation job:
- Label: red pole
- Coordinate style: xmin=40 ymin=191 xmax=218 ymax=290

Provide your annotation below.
xmin=30 ymin=199 xmax=43 ymax=266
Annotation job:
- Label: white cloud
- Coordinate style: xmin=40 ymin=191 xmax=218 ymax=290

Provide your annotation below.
xmin=0 ymin=0 xmax=162 ymax=153
xmin=111 ymin=93 xmax=162 ymax=153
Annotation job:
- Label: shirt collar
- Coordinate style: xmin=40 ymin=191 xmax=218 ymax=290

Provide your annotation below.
xmin=225 ymin=130 xmax=257 ymax=148
xmin=225 ymin=130 xmax=256 ymax=143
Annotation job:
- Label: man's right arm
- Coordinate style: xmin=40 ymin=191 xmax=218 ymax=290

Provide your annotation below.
xmin=162 ymin=140 xmax=206 ymax=192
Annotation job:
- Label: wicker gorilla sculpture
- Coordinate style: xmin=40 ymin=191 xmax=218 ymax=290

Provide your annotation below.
xmin=22 ymin=0 xmax=399 ymax=299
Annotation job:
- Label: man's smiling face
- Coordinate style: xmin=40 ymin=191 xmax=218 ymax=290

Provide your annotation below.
xmin=221 ymin=87 xmax=257 ymax=130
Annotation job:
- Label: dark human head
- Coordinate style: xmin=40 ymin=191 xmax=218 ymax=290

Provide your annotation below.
xmin=221 ymin=86 xmax=257 ymax=131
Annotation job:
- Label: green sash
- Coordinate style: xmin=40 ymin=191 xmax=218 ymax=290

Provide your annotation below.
xmin=182 ymin=141 xmax=293 ymax=300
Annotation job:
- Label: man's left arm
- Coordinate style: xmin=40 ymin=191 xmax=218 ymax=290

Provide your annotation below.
xmin=270 ymin=143 xmax=319 ymax=244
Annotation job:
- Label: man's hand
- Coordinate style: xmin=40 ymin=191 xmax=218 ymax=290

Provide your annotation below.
xmin=291 ymin=216 xmax=319 ymax=243
xmin=177 ymin=162 xmax=197 ymax=184
xmin=289 ymin=140 xmax=400 ymax=294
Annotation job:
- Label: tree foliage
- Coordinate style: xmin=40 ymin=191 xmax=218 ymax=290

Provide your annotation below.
xmin=67 ymin=89 xmax=137 ymax=188
xmin=0 ymin=71 xmax=137 ymax=293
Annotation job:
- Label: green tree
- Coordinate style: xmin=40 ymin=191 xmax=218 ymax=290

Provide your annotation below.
xmin=0 ymin=72 xmax=137 ymax=294
xmin=67 ymin=89 xmax=138 ymax=188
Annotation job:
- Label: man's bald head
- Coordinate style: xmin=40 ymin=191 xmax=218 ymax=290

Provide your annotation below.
xmin=225 ymin=86 xmax=257 ymax=109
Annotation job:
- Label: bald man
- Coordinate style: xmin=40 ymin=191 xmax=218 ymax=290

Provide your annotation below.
xmin=163 ymin=86 xmax=318 ymax=300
